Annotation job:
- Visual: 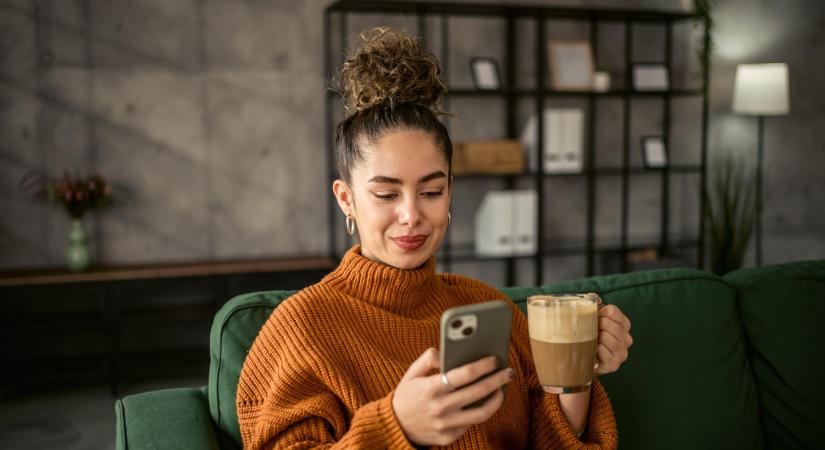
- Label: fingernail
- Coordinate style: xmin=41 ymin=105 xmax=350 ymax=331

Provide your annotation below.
xmin=508 ymin=368 xmax=515 ymax=380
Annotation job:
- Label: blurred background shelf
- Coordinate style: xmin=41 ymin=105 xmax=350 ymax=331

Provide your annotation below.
xmin=325 ymin=0 xmax=709 ymax=286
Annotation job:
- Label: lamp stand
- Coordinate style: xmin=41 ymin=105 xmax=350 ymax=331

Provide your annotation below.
xmin=756 ymin=115 xmax=764 ymax=266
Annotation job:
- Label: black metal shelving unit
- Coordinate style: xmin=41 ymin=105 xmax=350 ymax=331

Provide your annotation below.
xmin=324 ymin=0 xmax=709 ymax=286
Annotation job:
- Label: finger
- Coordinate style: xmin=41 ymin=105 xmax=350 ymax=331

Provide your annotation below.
xmin=598 ymin=329 xmax=626 ymax=356
xmin=443 ymin=367 xmax=513 ymax=411
xmin=596 ymin=332 xmax=629 ymax=374
xmin=441 ymin=388 xmax=505 ymax=430
xmin=596 ymin=343 xmax=618 ymax=375
xmin=599 ymin=304 xmax=631 ymax=332
xmin=599 ymin=316 xmax=633 ymax=348
xmin=403 ymin=347 xmax=440 ymax=380
xmin=444 ymin=355 xmax=498 ymax=389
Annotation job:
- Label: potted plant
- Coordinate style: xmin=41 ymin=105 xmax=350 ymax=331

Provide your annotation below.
xmin=704 ymin=153 xmax=758 ymax=275
xmin=21 ymin=172 xmax=114 ymax=272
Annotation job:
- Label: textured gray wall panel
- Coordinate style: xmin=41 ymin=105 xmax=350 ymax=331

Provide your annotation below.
xmin=1 ymin=0 xmax=822 ymax=280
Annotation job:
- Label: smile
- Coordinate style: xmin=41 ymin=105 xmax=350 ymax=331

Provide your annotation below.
xmin=391 ymin=235 xmax=428 ymax=251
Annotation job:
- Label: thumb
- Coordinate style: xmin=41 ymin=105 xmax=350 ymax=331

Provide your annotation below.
xmin=402 ymin=347 xmax=440 ymax=380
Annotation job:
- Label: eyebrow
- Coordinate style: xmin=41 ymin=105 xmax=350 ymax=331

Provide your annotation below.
xmin=367 ymin=171 xmax=447 ymax=185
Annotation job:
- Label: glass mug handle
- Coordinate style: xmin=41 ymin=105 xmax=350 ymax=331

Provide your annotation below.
xmin=593 ymin=294 xmax=604 ymax=374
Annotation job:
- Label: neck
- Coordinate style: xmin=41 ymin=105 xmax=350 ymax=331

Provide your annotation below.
xmin=326 ymin=245 xmax=440 ymax=316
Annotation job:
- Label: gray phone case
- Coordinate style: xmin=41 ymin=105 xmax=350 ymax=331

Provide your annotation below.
xmin=439 ymin=300 xmax=513 ymax=408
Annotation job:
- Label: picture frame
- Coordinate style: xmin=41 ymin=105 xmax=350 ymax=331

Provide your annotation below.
xmin=470 ymin=57 xmax=501 ymax=90
xmin=641 ymin=136 xmax=668 ymax=168
xmin=632 ymin=64 xmax=669 ymax=91
xmin=548 ymin=41 xmax=594 ymax=91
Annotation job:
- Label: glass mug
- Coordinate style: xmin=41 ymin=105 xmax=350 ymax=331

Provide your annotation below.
xmin=527 ymin=293 xmax=600 ymax=393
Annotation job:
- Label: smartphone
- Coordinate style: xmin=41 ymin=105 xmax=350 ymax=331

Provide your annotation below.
xmin=440 ymin=300 xmax=513 ymax=408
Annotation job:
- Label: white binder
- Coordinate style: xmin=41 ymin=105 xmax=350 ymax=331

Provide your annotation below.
xmin=520 ymin=108 xmax=584 ymax=174
xmin=474 ymin=190 xmax=538 ymax=257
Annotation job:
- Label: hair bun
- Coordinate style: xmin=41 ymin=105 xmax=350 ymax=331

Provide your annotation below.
xmin=337 ymin=27 xmax=448 ymax=115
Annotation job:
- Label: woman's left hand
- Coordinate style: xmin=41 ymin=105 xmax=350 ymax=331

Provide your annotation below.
xmin=595 ymin=304 xmax=633 ymax=376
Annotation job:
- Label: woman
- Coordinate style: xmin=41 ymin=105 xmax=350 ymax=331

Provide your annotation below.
xmin=237 ymin=27 xmax=632 ymax=449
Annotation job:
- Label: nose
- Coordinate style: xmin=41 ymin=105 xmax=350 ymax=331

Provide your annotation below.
xmin=397 ymin=195 xmax=422 ymax=227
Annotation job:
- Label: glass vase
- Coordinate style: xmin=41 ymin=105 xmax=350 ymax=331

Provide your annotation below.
xmin=66 ymin=217 xmax=90 ymax=272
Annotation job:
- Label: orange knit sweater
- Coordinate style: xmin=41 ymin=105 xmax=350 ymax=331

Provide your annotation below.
xmin=237 ymin=246 xmax=618 ymax=449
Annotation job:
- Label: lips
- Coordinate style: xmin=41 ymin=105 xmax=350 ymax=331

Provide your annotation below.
xmin=391 ymin=234 xmax=428 ymax=251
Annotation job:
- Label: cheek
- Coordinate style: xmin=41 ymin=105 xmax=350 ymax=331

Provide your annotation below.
xmin=359 ymin=201 xmax=394 ymax=230
xmin=428 ymin=198 xmax=451 ymax=225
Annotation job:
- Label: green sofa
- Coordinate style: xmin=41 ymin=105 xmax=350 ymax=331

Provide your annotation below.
xmin=114 ymin=260 xmax=825 ymax=449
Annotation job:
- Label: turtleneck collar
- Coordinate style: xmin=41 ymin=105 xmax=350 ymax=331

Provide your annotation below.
xmin=325 ymin=245 xmax=440 ymax=316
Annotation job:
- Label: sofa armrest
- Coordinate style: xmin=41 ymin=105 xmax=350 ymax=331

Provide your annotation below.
xmin=115 ymin=386 xmax=220 ymax=450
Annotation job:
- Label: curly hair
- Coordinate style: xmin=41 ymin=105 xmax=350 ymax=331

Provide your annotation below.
xmin=337 ymin=27 xmax=448 ymax=116
xmin=332 ymin=27 xmax=453 ymax=184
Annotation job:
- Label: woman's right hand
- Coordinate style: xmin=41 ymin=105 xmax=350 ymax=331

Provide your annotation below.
xmin=392 ymin=347 xmax=514 ymax=447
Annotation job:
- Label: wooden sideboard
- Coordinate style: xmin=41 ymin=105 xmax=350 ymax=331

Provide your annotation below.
xmin=0 ymin=257 xmax=336 ymax=395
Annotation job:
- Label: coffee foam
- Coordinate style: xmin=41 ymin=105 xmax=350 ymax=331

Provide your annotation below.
xmin=527 ymin=299 xmax=598 ymax=343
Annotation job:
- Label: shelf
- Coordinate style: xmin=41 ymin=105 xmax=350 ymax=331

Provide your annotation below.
xmin=446 ymin=88 xmax=703 ymax=97
xmin=327 ymin=88 xmax=704 ymax=99
xmin=0 ymin=256 xmax=336 ymax=287
xmin=454 ymin=165 xmax=702 ymax=179
xmin=439 ymin=239 xmax=699 ymax=263
xmin=593 ymin=165 xmax=703 ymax=176
xmin=326 ymin=1 xmax=695 ymax=22
xmin=438 ymin=248 xmax=537 ymax=263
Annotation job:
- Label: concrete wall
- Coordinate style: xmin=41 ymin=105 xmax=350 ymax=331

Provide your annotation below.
xmin=1 ymin=0 xmax=328 ymax=267
xmin=1 ymin=0 xmax=822 ymax=285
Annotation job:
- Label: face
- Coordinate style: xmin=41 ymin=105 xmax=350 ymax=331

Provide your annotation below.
xmin=333 ymin=129 xmax=451 ymax=269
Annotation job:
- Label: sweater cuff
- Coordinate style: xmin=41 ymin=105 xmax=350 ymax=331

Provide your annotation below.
xmin=342 ymin=390 xmax=416 ymax=449
xmin=581 ymin=380 xmax=619 ymax=448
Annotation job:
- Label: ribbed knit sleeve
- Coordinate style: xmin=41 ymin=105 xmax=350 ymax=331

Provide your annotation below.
xmin=529 ymin=379 xmax=618 ymax=449
xmin=508 ymin=303 xmax=619 ymax=449
xmin=236 ymin=300 xmax=415 ymax=450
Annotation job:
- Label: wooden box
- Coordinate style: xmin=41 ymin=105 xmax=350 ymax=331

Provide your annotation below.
xmin=452 ymin=140 xmax=524 ymax=175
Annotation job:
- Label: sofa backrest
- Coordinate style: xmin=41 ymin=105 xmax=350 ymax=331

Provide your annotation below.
xmin=725 ymin=260 xmax=825 ymax=449
xmin=208 ymin=268 xmax=763 ymax=450
xmin=208 ymin=290 xmax=296 ymax=450
xmin=529 ymin=267 xmax=763 ymax=449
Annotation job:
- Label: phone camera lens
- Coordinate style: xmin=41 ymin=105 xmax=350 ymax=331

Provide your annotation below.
xmin=451 ymin=319 xmax=462 ymax=329
xmin=462 ymin=326 xmax=474 ymax=336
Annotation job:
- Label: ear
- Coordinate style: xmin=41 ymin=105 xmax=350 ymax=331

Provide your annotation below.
xmin=332 ymin=179 xmax=353 ymax=216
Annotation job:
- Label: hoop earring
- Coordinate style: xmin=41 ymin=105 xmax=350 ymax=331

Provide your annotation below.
xmin=345 ymin=215 xmax=356 ymax=236
xmin=448 ymin=212 xmax=451 ymax=226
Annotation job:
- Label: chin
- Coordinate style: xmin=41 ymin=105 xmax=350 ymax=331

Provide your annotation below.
xmin=384 ymin=246 xmax=433 ymax=269
xmin=388 ymin=253 xmax=429 ymax=270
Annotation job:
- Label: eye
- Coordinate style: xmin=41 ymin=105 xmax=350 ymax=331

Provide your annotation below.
xmin=373 ymin=192 xmax=397 ymax=200
xmin=422 ymin=190 xmax=444 ymax=198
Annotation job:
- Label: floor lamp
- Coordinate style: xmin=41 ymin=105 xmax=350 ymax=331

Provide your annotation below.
xmin=732 ymin=63 xmax=790 ymax=266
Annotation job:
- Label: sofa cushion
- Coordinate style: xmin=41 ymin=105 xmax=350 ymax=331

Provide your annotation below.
xmin=725 ymin=260 xmax=825 ymax=449
xmin=116 ymin=387 xmax=219 ymax=450
xmin=507 ymin=268 xmax=763 ymax=450
xmin=208 ymin=290 xmax=296 ymax=450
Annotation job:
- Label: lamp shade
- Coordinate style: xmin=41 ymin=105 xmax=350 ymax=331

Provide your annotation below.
xmin=732 ymin=63 xmax=790 ymax=115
